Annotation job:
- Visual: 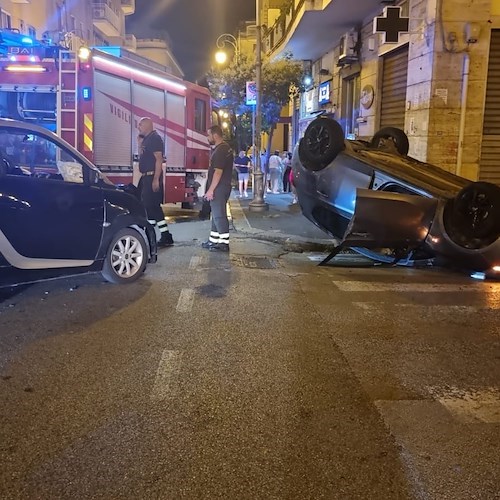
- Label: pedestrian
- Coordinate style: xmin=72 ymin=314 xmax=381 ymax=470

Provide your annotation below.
xmin=202 ymin=125 xmax=234 ymax=252
xmin=257 ymin=149 xmax=268 ymax=192
xmin=137 ymin=117 xmax=173 ymax=247
xmin=282 ymin=151 xmax=292 ymax=192
xmin=268 ymin=150 xmax=283 ymax=193
xmin=234 ymin=150 xmax=252 ymax=198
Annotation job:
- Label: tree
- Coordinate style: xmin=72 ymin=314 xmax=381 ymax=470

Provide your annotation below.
xmin=207 ymin=53 xmax=304 ymax=155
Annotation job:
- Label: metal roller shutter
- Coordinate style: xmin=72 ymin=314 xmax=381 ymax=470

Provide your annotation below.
xmin=132 ymin=82 xmax=167 ymax=159
xmin=94 ymin=71 xmax=133 ymax=167
xmin=480 ymin=30 xmax=500 ymax=185
xmin=380 ymin=45 xmax=409 ymax=130
xmin=166 ymin=92 xmax=186 ymax=170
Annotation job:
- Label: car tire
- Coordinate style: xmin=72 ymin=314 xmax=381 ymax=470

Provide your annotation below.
xmin=102 ymin=227 xmax=147 ymax=284
xmin=298 ymin=117 xmax=345 ymax=171
xmin=370 ymin=127 xmax=409 ymax=156
xmin=444 ymin=181 xmax=500 ymax=247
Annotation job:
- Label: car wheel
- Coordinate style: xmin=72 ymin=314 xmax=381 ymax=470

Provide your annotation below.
xmin=370 ymin=127 xmax=409 ymax=155
xmin=102 ymin=228 xmax=147 ymax=284
xmin=298 ymin=118 xmax=345 ymax=171
xmin=444 ymin=181 xmax=500 ymax=248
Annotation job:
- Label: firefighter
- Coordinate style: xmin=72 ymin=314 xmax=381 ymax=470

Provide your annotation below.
xmin=137 ymin=117 xmax=173 ymax=247
xmin=202 ymin=125 xmax=234 ymax=252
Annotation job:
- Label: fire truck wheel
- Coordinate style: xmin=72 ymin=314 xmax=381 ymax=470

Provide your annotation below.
xmin=102 ymin=228 xmax=147 ymax=284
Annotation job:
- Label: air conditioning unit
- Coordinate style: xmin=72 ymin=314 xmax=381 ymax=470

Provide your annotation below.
xmin=338 ymin=31 xmax=358 ymax=65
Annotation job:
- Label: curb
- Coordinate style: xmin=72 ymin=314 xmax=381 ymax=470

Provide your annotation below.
xmin=228 ymin=199 xmax=337 ymax=253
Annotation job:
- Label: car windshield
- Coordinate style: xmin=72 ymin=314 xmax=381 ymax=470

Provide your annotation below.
xmin=0 ymin=126 xmax=107 ymax=184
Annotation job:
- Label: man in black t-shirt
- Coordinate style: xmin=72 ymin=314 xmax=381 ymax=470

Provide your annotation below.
xmin=137 ymin=117 xmax=173 ymax=247
xmin=202 ymin=125 xmax=234 ymax=252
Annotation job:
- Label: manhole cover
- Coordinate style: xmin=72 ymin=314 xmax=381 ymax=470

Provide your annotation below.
xmin=232 ymin=256 xmax=277 ymax=269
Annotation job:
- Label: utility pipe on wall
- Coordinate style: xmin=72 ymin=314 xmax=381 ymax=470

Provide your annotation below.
xmin=455 ymin=52 xmax=470 ymax=177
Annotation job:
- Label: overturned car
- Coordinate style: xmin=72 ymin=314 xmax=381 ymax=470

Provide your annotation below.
xmin=292 ymin=117 xmax=500 ymax=278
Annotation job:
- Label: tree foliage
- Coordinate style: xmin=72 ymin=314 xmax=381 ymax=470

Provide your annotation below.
xmin=207 ymin=53 xmax=304 ymax=148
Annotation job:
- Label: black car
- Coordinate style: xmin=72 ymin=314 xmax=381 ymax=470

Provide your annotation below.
xmin=293 ymin=116 xmax=500 ymax=278
xmin=0 ymin=119 xmax=157 ymax=288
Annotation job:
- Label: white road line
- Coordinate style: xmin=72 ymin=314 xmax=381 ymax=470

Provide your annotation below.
xmin=230 ymin=199 xmax=252 ymax=229
xmin=176 ymin=288 xmax=195 ymax=312
xmin=151 ymin=350 xmax=182 ymax=401
xmin=189 ymin=256 xmax=202 ymax=269
xmin=427 ymin=386 xmax=500 ymax=424
xmin=353 ymin=302 xmax=487 ymax=312
xmin=334 ymin=281 xmax=490 ymax=293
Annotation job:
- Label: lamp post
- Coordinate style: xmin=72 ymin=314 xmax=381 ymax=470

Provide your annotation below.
xmin=249 ymin=0 xmax=268 ymax=212
xmin=215 ymin=33 xmax=239 ymax=65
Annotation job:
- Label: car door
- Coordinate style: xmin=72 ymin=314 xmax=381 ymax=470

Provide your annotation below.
xmin=0 ymin=126 xmax=104 ymax=273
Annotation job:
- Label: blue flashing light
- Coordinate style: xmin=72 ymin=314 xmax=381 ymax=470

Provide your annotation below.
xmin=21 ymin=36 xmax=33 ymax=45
xmin=82 ymin=87 xmax=92 ymax=101
xmin=470 ymin=272 xmax=486 ymax=280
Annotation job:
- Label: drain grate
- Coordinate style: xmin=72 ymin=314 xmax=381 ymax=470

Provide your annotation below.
xmin=232 ymin=256 xmax=278 ymax=269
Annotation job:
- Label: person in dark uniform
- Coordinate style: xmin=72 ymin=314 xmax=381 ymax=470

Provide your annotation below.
xmin=202 ymin=125 xmax=234 ymax=252
xmin=137 ymin=117 xmax=173 ymax=247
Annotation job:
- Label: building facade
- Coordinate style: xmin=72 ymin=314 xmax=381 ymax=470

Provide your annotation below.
xmin=263 ymin=0 xmax=500 ymax=184
xmin=0 ymin=0 xmax=183 ymax=78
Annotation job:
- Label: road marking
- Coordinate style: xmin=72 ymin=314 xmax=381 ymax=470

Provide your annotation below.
xmin=229 ymin=199 xmax=252 ymax=229
xmin=176 ymin=288 xmax=195 ymax=312
xmin=334 ymin=281 xmax=490 ymax=293
xmin=189 ymin=256 xmax=202 ymax=269
xmin=427 ymin=386 xmax=500 ymax=423
xmin=151 ymin=350 xmax=182 ymax=401
xmin=353 ymin=302 xmax=490 ymax=312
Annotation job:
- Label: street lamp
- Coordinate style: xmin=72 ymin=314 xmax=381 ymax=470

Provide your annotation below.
xmin=215 ymin=33 xmax=239 ymax=64
xmin=249 ymin=0 xmax=268 ymax=211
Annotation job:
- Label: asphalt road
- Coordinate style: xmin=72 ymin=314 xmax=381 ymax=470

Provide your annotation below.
xmin=0 ymin=212 xmax=499 ymax=499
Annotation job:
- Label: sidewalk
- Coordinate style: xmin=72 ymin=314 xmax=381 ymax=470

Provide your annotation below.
xmin=228 ymin=190 xmax=336 ymax=252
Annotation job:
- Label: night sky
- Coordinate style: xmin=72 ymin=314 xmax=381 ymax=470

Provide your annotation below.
xmin=127 ymin=0 xmax=256 ymax=83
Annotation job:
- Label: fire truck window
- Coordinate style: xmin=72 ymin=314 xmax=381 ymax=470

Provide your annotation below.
xmin=194 ymin=98 xmax=207 ymax=132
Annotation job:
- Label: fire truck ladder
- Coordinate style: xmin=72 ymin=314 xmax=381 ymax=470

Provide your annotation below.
xmin=57 ymin=50 xmax=78 ymax=148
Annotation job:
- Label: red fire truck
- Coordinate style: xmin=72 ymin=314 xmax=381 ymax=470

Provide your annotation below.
xmin=0 ymin=29 xmax=213 ymax=205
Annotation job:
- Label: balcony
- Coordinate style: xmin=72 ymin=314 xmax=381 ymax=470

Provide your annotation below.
xmin=265 ymin=0 xmax=382 ymax=61
xmin=121 ymin=0 xmax=135 ymax=16
xmin=124 ymin=33 xmax=137 ymax=52
xmin=92 ymin=2 xmax=121 ymax=37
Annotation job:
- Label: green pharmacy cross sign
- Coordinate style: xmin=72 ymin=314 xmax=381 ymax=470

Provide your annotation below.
xmin=374 ymin=6 xmax=409 ymax=44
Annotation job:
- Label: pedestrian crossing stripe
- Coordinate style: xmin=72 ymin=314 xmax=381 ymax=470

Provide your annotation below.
xmin=333 ymin=281 xmax=493 ymax=293
xmin=353 ymin=302 xmax=498 ymax=312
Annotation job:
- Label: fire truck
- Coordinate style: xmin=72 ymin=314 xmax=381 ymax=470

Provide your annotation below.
xmin=0 ymin=29 xmax=213 ymax=205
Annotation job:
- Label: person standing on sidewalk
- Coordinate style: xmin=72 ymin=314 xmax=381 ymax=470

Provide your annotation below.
xmin=137 ymin=117 xmax=173 ymax=247
xmin=282 ymin=151 xmax=292 ymax=192
xmin=268 ymin=150 xmax=283 ymax=194
xmin=234 ymin=150 xmax=252 ymax=198
xmin=202 ymin=125 xmax=234 ymax=252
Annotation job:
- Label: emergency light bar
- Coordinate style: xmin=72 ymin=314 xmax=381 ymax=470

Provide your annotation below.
xmin=4 ymin=64 xmax=47 ymax=72
xmin=93 ymin=55 xmax=186 ymax=93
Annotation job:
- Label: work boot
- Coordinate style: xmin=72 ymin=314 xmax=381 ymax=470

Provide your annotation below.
xmin=158 ymin=231 xmax=174 ymax=248
xmin=209 ymin=243 xmax=229 ymax=252
xmin=201 ymin=240 xmax=215 ymax=249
